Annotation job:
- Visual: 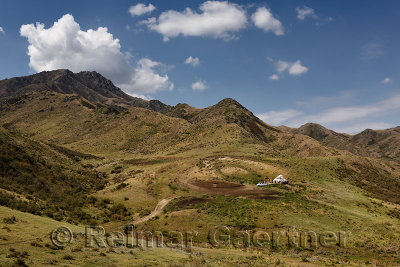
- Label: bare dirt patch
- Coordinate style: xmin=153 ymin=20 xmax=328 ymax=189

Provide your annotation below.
xmin=189 ymin=180 xmax=279 ymax=199
xmin=192 ymin=180 xmax=243 ymax=189
xmin=174 ymin=197 xmax=211 ymax=208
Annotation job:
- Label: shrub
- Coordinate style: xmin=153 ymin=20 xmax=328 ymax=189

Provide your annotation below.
xmin=110 ymin=203 xmax=129 ymax=216
xmin=102 ymin=198 xmax=112 ymax=204
xmin=111 ymin=166 xmax=123 ymax=174
xmin=87 ymin=196 xmax=98 ymax=204
xmin=7 ymin=249 xmax=29 ymax=259
xmin=30 ymin=241 xmax=43 ymax=247
xmin=116 ymin=183 xmax=128 ymax=190
xmin=13 ymin=259 xmax=28 ymax=267
xmin=3 ymin=216 xmax=17 ymax=224
xmin=62 ymin=255 xmax=74 ymax=260
xmin=81 ymin=100 xmax=96 ymax=109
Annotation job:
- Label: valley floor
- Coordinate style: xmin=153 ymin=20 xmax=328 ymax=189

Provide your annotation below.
xmin=0 ymin=206 xmax=385 ymax=266
xmin=1 ymin=152 xmax=400 ymax=266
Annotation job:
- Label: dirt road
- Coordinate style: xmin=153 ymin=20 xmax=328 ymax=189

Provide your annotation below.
xmin=133 ymin=197 xmax=174 ymax=225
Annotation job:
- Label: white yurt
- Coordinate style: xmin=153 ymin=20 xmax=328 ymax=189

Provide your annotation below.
xmin=273 ymin=175 xmax=288 ymax=184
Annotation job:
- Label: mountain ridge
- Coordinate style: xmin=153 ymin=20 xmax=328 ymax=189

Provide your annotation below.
xmin=0 ymin=69 xmax=170 ymax=112
xmin=283 ymin=122 xmax=400 ymax=161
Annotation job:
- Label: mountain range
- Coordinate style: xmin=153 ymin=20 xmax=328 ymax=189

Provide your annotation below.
xmin=1 ymin=69 xmax=399 ymax=160
xmin=281 ymin=123 xmax=400 ymax=160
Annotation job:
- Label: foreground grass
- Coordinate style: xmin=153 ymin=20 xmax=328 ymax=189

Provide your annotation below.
xmin=0 ymin=206 xmax=353 ymax=266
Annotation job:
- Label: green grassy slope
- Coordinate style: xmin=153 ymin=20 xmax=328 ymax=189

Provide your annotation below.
xmin=0 ymin=126 xmax=107 ymax=223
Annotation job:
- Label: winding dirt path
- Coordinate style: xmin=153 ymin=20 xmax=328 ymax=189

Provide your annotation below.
xmin=133 ymin=197 xmax=174 ymax=225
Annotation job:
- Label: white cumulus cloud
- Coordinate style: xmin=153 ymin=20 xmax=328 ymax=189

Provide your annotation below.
xmin=20 ymin=14 xmax=173 ymax=96
xmin=277 ymin=60 xmax=308 ymax=76
xmin=129 ymin=3 xmax=156 ymax=16
xmin=119 ymin=58 xmax=174 ymax=94
xmin=142 ymin=1 xmax=247 ymax=41
xmin=191 ymin=80 xmax=208 ymax=91
xmin=185 ymin=56 xmax=200 ymax=67
xmin=296 ymin=6 xmax=316 ymax=20
xmin=382 ymin=77 xmax=392 ymax=84
xmin=251 ymin=7 xmax=284 ymax=36
xmin=0 ymin=27 xmax=4 ymax=34
xmin=269 ymin=74 xmax=279 ymax=81
xmin=256 ymin=110 xmax=304 ymax=125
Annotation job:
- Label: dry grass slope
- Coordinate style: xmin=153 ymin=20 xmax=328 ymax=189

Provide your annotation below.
xmin=0 ymin=70 xmax=400 ymax=266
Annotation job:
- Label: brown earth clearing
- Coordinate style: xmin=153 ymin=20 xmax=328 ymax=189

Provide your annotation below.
xmin=190 ymin=180 xmax=280 ymax=199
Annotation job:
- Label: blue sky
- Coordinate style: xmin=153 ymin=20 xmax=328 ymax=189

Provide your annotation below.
xmin=0 ymin=0 xmax=399 ymax=133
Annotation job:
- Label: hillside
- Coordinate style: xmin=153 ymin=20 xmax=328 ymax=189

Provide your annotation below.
xmin=0 ymin=70 xmax=400 ymax=266
xmin=352 ymin=127 xmax=400 ymax=160
xmin=285 ymin=123 xmax=400 ymax=160
xmin=0 ymin=126 xmax=106 ymax=223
